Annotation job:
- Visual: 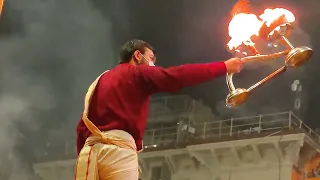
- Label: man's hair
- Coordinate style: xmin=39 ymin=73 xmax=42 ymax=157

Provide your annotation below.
xmin=119 ymin=39 xmax=155 ymax=64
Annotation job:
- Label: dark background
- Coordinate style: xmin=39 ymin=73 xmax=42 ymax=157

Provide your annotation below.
xmin=0 ymin=0 xmax=319 ymax=178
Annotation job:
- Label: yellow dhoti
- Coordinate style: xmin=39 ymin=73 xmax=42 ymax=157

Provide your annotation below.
xmin=75 ymin=71 xmax=142 ymax=180
xmin=75 ymin=130 xmax=139 ymax=180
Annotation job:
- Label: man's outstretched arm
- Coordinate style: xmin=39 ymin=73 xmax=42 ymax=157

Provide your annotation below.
xmin=135 ymin=58 xmax=243 ymax=94
xmin=135 ymin=62 xmax=223 ymax=94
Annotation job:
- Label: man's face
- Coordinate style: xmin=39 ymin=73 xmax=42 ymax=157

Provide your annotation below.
xmin=139 ymin=48 xmax=156 ymax=66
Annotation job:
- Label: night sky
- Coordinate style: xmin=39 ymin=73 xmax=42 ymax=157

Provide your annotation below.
xmin=118 ymin=0 xmax=320 ymax=124
xmin=0 ymin=0 xmax=319 ymax=177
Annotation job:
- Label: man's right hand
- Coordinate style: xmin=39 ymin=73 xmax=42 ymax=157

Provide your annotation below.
xmin=224 ymin=57 xmax=244 ymax=74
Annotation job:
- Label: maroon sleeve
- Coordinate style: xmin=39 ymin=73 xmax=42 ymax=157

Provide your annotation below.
xmin=135 ymin=62 xmax=227 ymax=94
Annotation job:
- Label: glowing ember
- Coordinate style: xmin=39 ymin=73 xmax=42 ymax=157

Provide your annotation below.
xmin=227 ymin=7 xmax=295 ymax=51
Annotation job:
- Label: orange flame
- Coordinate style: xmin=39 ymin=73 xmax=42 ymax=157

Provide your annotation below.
xmin=227 ymin=7 xmax=295 ymax=51
xmin=227 ymin=13 xmax=263 ymax=50
xmin=259 ymin=8 xmax=295 ymax=36
xmin=0 ymin=0 xmax=4 ymax=15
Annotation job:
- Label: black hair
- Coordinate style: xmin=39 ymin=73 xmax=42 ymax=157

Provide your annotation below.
xmin=118 ymin=39 xmax=156 ymax=64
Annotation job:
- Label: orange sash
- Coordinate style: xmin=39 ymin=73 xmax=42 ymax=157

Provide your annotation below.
xmin=75 ymin=71 xmax=141 ymax=180
xmin=81 ymin=71 xmax=136 ymax=150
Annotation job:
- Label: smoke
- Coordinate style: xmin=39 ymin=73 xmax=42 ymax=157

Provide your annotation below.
xmin=0 ymin=0 xmax=114 ymax=178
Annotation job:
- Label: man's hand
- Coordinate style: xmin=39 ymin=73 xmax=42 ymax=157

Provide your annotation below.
xmin=224 ymin=58 xmax=244 ymax=74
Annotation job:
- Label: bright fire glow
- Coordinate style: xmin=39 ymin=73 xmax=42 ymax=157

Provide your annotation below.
xmin=227 ymin=8 xmax=295 ymax=51
xmin=227 ymin=13 xmax=263 ymax=50
xmin=259 ymin=8 xmax=295 ymax=26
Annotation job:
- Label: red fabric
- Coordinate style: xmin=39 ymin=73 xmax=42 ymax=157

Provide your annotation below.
xmin=76 ymin=62 xmax=226 ymax=154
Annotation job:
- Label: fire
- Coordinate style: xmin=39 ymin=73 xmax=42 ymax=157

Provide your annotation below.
xmin=0 ymin=0 xmax=3 ymax=15
xmin=259 ymin=8 xmax=295 ymax=36
xmin=227 ymin=7 xmax=295 ymax=51
xmin=259 ymin=8 xmax=295 ymax=27
xmin=227 ymin=13 xmax=263 ymax=50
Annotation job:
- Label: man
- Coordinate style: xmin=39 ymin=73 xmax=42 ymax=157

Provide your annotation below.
xmin=75 ymin=39 xmax=244 ymax=180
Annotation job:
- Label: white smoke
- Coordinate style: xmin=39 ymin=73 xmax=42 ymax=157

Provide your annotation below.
xmin=0 ymin=0 xmax=115 ymax=179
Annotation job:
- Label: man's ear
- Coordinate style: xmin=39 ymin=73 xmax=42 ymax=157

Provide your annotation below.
xmin=133 ymin=50 xmax=141 ymax=63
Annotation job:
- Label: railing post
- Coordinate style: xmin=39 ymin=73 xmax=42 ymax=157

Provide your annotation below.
xmin=230 ymin=118 xmax=233 ymax=136
xmin=219 ymin=121 xmax=222 ymax=137
xmin=176 ymin=125 xmax=180 ymax=142
xmin=288 ymin=111 xmax=292 ymax=130
xmin=184 ymin=96 xmax=188 ymax=110
xmin=203 ymin=122 xmax=207 ymax=139
xmin=258 ymin=115 xmax=262 ymax=133
xmin=164 ymin=97 xmax=168 ymax=110
xmin=151 ymin=129 xmax=155 ymax=145
xmin=299 ymin=120 xmax=302 ymax=128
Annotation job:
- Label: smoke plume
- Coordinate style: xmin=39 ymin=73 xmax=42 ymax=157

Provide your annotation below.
xmin=0 ymin=0 xmax=115 ymax=178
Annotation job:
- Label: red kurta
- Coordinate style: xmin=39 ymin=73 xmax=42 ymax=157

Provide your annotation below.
xmin=76 ymin=62 xmax=226 ymax=154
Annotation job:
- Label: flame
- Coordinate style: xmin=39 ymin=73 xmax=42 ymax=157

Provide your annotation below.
xmin=227 ymin=13 xmax=263 ymax=50
xmin=259 ymin=8 xmax=295 ymax=35
xmin=227 ymin=7 xmax=295 ymax=51
xmin=259 ymin=8 xmax=295 ymax=26
xmin=0 ymin=0 xmax=3 ymax=15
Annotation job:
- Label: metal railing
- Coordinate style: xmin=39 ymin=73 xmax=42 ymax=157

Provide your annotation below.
xmin=35 ymin=111 xmax=320 ymax=162
xmin=35 ymin=95 xmax=194 ymax=161
xmin=143 ymin=111 xmax=320 ymax=148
